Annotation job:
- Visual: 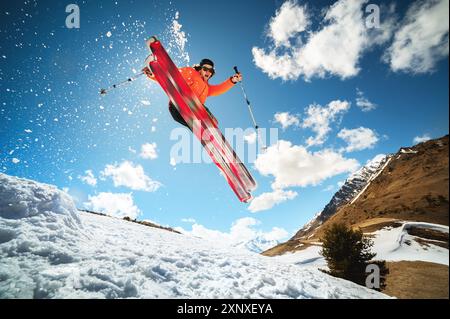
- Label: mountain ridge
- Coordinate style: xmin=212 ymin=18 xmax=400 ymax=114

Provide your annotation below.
xmin=263 ymin=135 xmax=449 ymax=256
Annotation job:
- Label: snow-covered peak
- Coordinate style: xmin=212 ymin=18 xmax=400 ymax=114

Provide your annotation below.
xmin=346 ymin=154 xmax=387 ymax=183
xmin=300 ymin=211 xmax=322 ymax=233
xmin=325 ymin=154 xmax=387 ymax=212
xmin=235 ymin=235 xmax=283 ymax=254
xmin=294 ymin=154 xmax=389 ymax=239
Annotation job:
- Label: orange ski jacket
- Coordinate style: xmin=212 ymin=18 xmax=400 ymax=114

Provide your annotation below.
xmin=146 ymin=67 xmax=235 ymax=104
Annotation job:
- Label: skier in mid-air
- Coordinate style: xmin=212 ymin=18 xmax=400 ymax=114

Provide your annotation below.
xmin=142 ymin=58 xmax=242 ymax=128
xmin=143 ymin=37 xmax=256 ymax=201
xmin=98 ymin=36 xmax=256 ymax=201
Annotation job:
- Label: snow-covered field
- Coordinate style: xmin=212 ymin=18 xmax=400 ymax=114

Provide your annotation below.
xmin=0 ymin=173 xmax=388 ymax=299
xmin=371 ymin=222 xmax=449 ymax=265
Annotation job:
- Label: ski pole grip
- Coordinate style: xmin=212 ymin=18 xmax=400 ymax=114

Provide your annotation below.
xmin=233 ymin=66 xmax=240 ymax=74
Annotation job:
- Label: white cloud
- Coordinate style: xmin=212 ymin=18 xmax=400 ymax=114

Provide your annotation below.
xmin=252 ymin=0 xmax=393 ymax=81
xmin=140 ymin=142 xmax=158 ymax=160
xmin=356 ymin=88 xmax=377 ymax=112
xmin=12 ymin=158 xmax=20 ymax=164
xmin=413 ymin=134 xmax=432 ymax=144
xmin=101 ymin=161 xmax=161 ymax=192
xmin=268 ymin=0 xmax=310 ymax=48
xmin=369 ymin=3 xmax=397 ymax=45
xmin=274 ymin=112 xmax=300 ymax=129
xmin=178 ymin=217 xmax=289 ymax=252
xmin=78 ymin=170 xmax=97 ymax=186
xmin=252 ymin=48 xmax=301 ymax=81
xmin=384 ymin=0 xmax=449 ymax=73
xmin=295 ymin=0 xmax=368 ymax=79
xmin=84 ymin=192 xmax=141 ymax=219
xmin=181 ymin=218 xmax=196 ymax=223
xmin=302 ymin=100 xmax=350 ymax=147
xmin=170 ymin=157 xmax=177 ymax=166
xmin=338 ymin=127 xmax=379 ymax=152
xmin=248 ymin=189 xmax=298 ymax=213
xmin=254 ymin=140 xmax=360 ymax=189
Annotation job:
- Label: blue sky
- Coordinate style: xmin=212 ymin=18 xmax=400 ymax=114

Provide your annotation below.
xmin=1 ymin=0 xmax=448 ymax=245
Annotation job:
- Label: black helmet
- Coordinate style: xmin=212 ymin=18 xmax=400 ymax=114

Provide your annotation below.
xmin=200 ymin=58 xmax=214 ymax=68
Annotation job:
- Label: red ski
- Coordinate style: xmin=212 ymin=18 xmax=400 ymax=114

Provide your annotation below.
xmin=146 ymin=36 xmax=256 ymax=202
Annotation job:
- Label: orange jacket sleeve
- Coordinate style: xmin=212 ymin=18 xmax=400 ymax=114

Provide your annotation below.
xmin=208 ymin=78 xmax=235 ymax=97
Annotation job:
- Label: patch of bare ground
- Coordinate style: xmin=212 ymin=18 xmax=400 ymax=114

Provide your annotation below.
xmin=406 ymin=226 xmax=449 ymax=249
xmin=354 ymin=218 xmax=403 ymax=233
xmin=382 ymin=261 xmax=449 ymax=299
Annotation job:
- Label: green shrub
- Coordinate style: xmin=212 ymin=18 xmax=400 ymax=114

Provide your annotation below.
xmin=320 ymin=223 xmax=376 ymax=285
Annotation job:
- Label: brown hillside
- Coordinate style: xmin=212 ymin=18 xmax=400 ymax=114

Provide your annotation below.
xmin=382 ymin=261 xmax=449 ymax=299
xmin=263 ymin=135 xmax=449 ymax=256
xmin=312 ymin=135 xmax=449 ymax=240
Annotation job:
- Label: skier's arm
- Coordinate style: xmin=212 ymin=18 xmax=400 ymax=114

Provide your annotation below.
xmin=208 ymin=73 xmax=242 ymax=97
xmin=208 ymin=78 xmax=235 ymax=97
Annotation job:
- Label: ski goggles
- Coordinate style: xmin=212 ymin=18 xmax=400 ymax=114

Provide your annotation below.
xmin=201 ymin=66 xmax=215 ymax=74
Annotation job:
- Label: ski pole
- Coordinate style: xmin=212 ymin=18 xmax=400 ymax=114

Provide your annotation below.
xmin=234 ymin=66 xmax=258 ymax=129
xmin=99 ymin=71 xmax=145 ymax=95
xmin=233 ymin=66 xmax=266 ymax=150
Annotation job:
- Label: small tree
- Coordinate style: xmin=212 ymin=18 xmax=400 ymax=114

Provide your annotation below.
xmin=320 ymin=223 xmax=376 ymax=285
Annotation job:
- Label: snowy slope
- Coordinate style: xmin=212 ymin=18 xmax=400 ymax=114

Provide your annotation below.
xmin=0 ymin=173 xmax=388 ymax=299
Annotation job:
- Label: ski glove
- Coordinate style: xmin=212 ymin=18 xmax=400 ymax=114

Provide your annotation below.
xmin=230 ymin=73 xmax=242 ymax=84
xmin=142 ymin=67 xmax=155 ymax=80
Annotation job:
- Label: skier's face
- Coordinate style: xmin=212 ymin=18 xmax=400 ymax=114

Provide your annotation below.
xmin=199 ymin=64 xmax=214 ymax=81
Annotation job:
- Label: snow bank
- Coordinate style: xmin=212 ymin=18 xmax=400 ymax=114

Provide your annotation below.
xmin=273 ymin=245 xmax=327 ymax=268
xmin=0 ymin=173 xmax=85 ymax=298
xmin=0 ymin=173 xmax=388 ymax=299
xmin=0 ymin=173 xmax=80 ymax=224
xmin=371 ymin=221 xmax=449 ymax=266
